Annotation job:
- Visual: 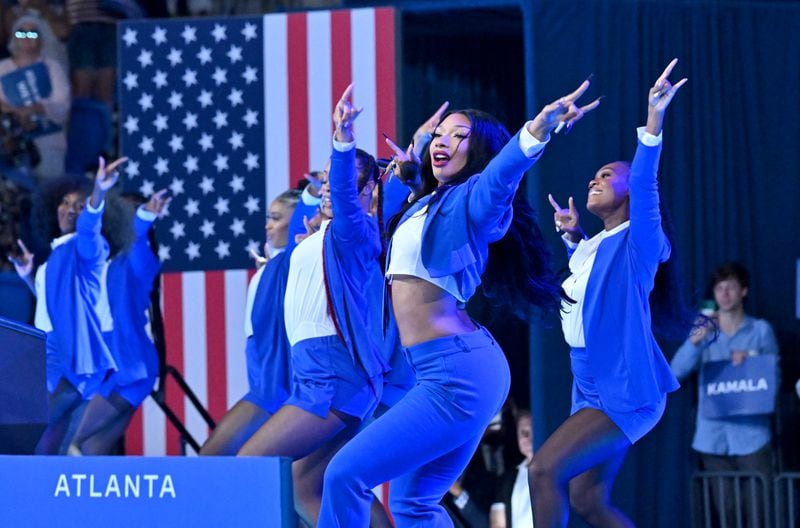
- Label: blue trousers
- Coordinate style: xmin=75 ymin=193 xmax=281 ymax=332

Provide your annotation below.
xmin=318 ymin=327 xmax=510 ymax=527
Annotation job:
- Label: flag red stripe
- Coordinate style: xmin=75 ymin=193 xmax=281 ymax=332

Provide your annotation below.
xmin=205 ymin=271 xmax=228 ymax=424
xmin=163 ymin=273 xmax=185 ymax=455
xmin=125 ymin=406 xmax=144 ymax=455
xmin=375 ymin=8 xmax=396 ymax=159
xmin=288 ymin=13 xmax=310 ymax=189
xmin=330 ymin=10 xmax=352 ymax=118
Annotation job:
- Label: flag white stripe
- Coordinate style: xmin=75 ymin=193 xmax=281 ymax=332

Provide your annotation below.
xmin=182 ymin=271 xmax=209 ymax=454
xmin=307 ymin=11 xmax=333 ymax=172
xmin=142 ymin=396 xmax=166 ymax=456
xmin=225 ymin=269 xmax=249 ymax=408
xmin=264 ymin=14 xmax=290 ymax=205
xmin=351 ymin=9 xmax=378 ymax=157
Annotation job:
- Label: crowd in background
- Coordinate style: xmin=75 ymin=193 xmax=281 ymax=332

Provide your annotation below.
xmin=0 ymin=2 xmax=797 ymax=527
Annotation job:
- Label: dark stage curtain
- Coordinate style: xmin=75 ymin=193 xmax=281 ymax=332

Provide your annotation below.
xmin=525 ymin=0 xmax=800 ymax=526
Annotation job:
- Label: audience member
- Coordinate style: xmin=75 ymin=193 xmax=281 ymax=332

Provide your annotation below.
xmin=671 ymin=261 xmax=780 ymax=526
xmin=491 ymin=409 xmax=533 ymax=528
xmin=0 ymin=13 xmax=70 ymax=181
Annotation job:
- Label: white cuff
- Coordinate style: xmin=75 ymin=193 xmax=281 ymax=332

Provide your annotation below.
xmin=85 ymin=199 xmax=105 ymax=213
xmin=301 ymin=187 xmax=321 ymax=206
xmin=136 ymin=206 xmax=158 ymax=221
xmin=332 ymin=134 xmax=356 ymax=152
xmin=637 ymin=126 xmax=662 ymax=146
xmin=490 ymin=503 xmax=506 ymax=512
xmin=519 ymin=122 xmax=548 ymax=158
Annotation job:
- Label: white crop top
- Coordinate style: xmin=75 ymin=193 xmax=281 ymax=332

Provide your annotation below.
xmin=386 ymin=206 xmax=466 ymax=303
xmin=283 ymin=220 xmax=337 ymax=346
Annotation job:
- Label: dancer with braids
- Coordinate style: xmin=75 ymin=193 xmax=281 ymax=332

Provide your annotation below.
xmin=67 ymin=189 xmax=169 ymax=455
xmin=529 ymin=59 xmax=688 ymax=527
xmin=238 ymin=85 xmax=389 ymax=526
xmin=318 ymin=78 xmax=600 ymax=527
xmin=9 ymin=157 xmax=128 ymax=454
xmin=199 ymin=189 xmax=301 ymax=456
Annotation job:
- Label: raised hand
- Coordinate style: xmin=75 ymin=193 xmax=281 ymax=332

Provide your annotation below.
xmin=249 ymin=245 xmax=269 ymax=269
xmin=8 ymin=239 xmax=34 ymax=278
xmin=548 ymin=194 xmax=585 ymax=243
xmin=529 ymin=79 xmax=601 ymax=140
xmin=646 ymin=58 xmax=687 ymax=135
xmin=384 ymin=136 xmax=423 ymax=194
xmin=294 ymin=213 xmax=321 ymax=244
xmin=304 ymin=171 xmax=324 ymax=198
xmin=143 ymin=188 xmax=171 ymax=217
xmin=333 ymin=84 xmax=363 ymax=144
xmin=91 ymin=156 xmax=128 ymax=207
xmin=411 ymin=101 xmax=449 ymax=158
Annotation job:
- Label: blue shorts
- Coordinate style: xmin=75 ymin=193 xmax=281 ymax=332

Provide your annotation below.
xmin=98 ymin=373 xmax=156 ymax=407
xmin=242 ymin=390 xmax=283 ymax=414
xmin=570 ymin=347 xmax=666 ymax=443
xmin=244 ymin=336 xmax=291 ymax=414
xmin=285 ymin=335 xmax=381 ymax=421
xmin=68 ymin=22 xmax=117 ymax=71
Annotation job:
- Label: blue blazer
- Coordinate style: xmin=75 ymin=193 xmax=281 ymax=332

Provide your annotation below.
xmin=393 ymin=130 xmax=542 ymax=302
xmin=105 ymin=212 xmax=160 ymax=387
xmin=249 ymin=249 xmax=292 ymax=408
xmin=580 ymin=140 xmax=680 ymax=412
xmin=323 ymin=146 xmax=389 ymax=380
xmin=45 ymin=205 xmax=115 ymax=395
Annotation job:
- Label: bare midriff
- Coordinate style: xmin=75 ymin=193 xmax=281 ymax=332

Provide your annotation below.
xmin=390 ymin=275 xmax=477 ymax=347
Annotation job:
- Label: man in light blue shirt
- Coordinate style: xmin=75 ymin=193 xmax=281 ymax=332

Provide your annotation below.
xmin=671 ymin=262 xmax=779 ymax=524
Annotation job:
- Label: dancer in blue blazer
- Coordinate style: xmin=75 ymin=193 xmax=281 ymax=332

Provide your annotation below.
xmin=529 ymin=59 xmax=688 ymax=527
xmin=200 ymin=189 xmax=301 ymax=456
xmin=238 ymin=85 xmax=390 ymax=526
xmin=10 ymin=157 xmax=128 ymax=454
xmin=67 ymin=189 xmax=169 ymax=455
xmin=318 ymin=80 xmax=600 ymax=527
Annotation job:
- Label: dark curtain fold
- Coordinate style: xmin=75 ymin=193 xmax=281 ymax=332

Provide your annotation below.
xmin=527 ymin=0 xmax=800 ymax=526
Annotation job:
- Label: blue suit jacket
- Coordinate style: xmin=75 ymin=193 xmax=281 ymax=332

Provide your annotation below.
xmin=393 ymin=130 xmax=542 ymax=302
xmin=45 ymin=205 xmax=115 ymax=395
xmin=105 ymin=212 xmax=160 ymax=386
xmin=580 ymin=140 xmax=680 ymax=412
xmin=323 ymin=146 xmax=389 ymax=380
xmin=249 ymin=249 xmax=292 ymax=407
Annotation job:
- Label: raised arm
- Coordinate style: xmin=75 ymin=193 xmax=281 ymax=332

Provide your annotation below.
xmin=629 ymin=59 xmax=687 ymax=268
xmin=469 ymin=80 xmax=601 ymax=237
xmin=329 ymin=84 xmax=377 ymax=249
xmin=77 ymin=156 xmax=126 ymax=262
xmin=127 ymin=188 xmax=168 ymax=281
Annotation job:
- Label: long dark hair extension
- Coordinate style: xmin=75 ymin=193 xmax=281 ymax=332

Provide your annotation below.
xmin=388 ymin=109 xmax=566 ymax=316
xmin=355 ymin=148 xmax=385 ymax=263
xmin=649 ymin=193 xmax=702 ymax=341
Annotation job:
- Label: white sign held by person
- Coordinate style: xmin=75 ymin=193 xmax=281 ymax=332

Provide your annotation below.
xmin=700 ymin=354 xmax=777 ymax=418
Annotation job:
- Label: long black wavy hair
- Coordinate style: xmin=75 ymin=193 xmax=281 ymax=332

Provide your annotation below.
xmin=32 ymin=175 xmax=134 ymax=260
xmin=388 ymin=109 xmax=565 ymax=317
xmin=648 ymin=194 xmax=701 ymax=341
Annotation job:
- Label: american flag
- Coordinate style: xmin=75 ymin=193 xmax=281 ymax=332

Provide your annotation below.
xmin=117 ymin=8 xmax=397 ymax=456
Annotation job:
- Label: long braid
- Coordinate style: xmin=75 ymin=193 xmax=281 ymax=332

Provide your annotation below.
xmin=375 ymin=177 xmax=385 ymax=267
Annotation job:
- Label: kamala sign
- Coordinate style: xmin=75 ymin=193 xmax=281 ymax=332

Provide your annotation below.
xmin=0 ymin=456 xmax=293 ymax=527
xmin=700 ymin=354 xmax=778 ymax=418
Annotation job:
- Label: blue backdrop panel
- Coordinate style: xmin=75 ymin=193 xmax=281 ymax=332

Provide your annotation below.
xmin=0 ymin=316 xmax=46 ymax=454
xmin=0 ymin=456 xmax=292 ymax=527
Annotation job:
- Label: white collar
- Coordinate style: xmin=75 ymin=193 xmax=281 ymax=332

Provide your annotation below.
xmin=50 ymin=232 xmax=77 ymax=250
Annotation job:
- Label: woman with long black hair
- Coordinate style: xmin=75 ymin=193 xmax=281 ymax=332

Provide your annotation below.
xmin=529 ymin=59 xmax=688 ymax=527
xmin=318 ymin=79 xmax=599 ymax=527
